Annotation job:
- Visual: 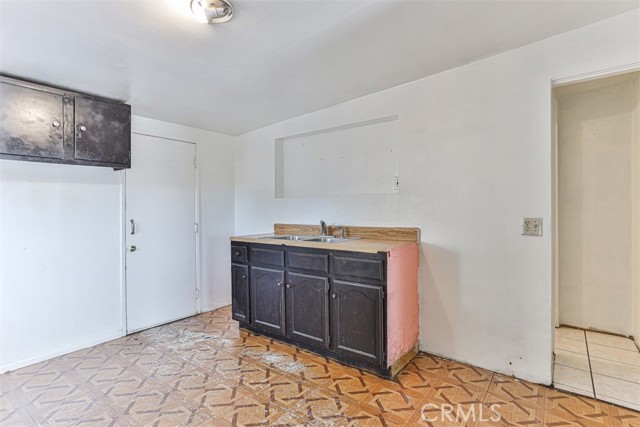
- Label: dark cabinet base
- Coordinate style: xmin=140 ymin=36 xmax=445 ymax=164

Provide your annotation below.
xmin=230 ymin=242 xmax=417 ymax=379
xmin=238 ymin=322 xmax=396 ymax=379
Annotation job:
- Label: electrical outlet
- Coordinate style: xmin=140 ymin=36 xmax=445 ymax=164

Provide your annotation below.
xmin=522 ymin=218 xmax=543 ymax=236
xmin=393 ymin=176 xmax=400 ymax=192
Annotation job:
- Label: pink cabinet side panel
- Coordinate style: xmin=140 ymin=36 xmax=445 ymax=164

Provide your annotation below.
xmin=386 ymin=243 xmax=420 ymax=366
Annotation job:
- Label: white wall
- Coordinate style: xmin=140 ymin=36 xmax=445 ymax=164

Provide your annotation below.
xmin=0 ymin=116 xmax=234 ymax=373
xmin=277 ymin=117 xmax=399 ymax=198
xmin=234 ymin=10 xmax=640 ymax=384
xmin=0 ymin=161 xmax=123 ymax=372
xmin=557 ymin=73 xmax=638 ymax=336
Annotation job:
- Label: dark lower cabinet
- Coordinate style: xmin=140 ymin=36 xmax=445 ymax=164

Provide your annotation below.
xmin=250 ymin=266 xmax=286 ymax=335
xmin=286 ymin=272 xmax=329 ymax=348
xmin=231 ymin=243 xmax=389 ymax=376
xmin=231 ymin=264 xmax=249 ymax=323
xmin=331 ymin=280 xmax=384 ymax=364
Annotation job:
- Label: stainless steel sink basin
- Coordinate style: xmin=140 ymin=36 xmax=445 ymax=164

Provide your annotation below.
xmin=259 ymin=234 xmax=359 ymax=243
xmin=306 ymin=236 xmax=358 ymax=243
xmin=260 ymin=235 xmax=314 ymax=241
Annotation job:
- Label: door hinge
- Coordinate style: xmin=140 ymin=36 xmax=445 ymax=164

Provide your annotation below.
xmin=195 ymin=289 xmax=200 ymax=299
xmin=194 ymin=223 xmax=199 ymax=233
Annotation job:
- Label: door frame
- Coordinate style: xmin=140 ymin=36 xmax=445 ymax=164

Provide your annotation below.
xmin=120 ymin=131 xmax=201 ymax=335
xmin=549 ymin=61 xmax=640 ymax=382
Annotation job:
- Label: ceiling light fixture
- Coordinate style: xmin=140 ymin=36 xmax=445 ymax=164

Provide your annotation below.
xmin=190 ymin=0 xmax=234 ymax=24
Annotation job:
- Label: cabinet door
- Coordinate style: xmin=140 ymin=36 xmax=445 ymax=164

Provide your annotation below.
xmin=0 ymin=82 xmax=64 ymax=159
xmin=74 ymin=96 xmax=131 ymax=165
xmin=250 ymin=266 xmax=285 ymax=335
xmin=231 ymin=264 xmax=250 ymax=323
xmin=286 ymin=272 xmax=329 ymax=348
xmin=331 ymin=280 xmax=384 ymax=364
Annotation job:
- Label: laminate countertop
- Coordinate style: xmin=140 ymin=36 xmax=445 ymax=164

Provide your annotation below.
xmin=230 ymin=234 xmax=417 ymax=254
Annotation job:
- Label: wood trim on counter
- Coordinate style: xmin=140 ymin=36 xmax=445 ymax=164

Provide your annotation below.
xmin=273 ymin=224 xmax=420 ymax=242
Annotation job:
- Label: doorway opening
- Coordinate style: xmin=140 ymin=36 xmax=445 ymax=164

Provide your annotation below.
xmin=553 ymin=70 xmax=640 ymax=410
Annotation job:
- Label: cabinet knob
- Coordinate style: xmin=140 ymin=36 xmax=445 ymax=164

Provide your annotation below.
xmin=234 ymin=252 xmax=240 ymax=256
xmin=79 ymin=124 xmax=87 ymax=132
xmin=241 ymin=275 xmax=247 ymax=279
xmin=129 ymin=245 xmax=137 ymax=252
xmin=52 ymin=121 xmax=60 ymax=128
xmin=286 ymin=284 xmax=291 ymax=289
xmin=332 ymin=293 xmax=337 ymax=299
xmin=277 ymin=281 xmax=283 ymax=287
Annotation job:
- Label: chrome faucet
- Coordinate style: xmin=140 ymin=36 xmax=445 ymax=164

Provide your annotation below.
xmin=320 ymin=220 xmax=328 ymax=236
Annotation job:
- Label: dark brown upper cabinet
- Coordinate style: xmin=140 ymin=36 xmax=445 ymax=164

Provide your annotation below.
xmin=0 ymin=82 xmax=66 ymax=160
xmin=0 ymin=75 xmax=131 ymax=169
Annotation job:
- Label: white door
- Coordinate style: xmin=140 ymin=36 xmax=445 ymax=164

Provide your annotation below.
xmin=125 ymin=134 xmax=197 ymax=333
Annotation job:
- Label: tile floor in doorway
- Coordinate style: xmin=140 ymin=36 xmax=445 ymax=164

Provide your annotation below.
xmin=554 ymin=326 xmax=640 ymax=411
xmin=2 ymin=308 xmax=639 ymax=426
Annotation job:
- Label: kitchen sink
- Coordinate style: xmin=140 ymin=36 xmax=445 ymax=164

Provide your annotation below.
xmin=259 ymin=235 xmax=359 ymax=243
xmin=260 ymin=235 xmax=315 ymax=241
xmin=306 ymin=236 xmax=359 ymax=243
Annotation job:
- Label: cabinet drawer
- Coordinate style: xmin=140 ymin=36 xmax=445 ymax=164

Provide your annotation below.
xmin=231 ymin=245 xmax=248 ymax=263
xmin=251 ymin=247 xmax=285 ymax=268
xmin=332 ymin=255 xmax=385 ymax=282
xmin=287 ymin=251 xmax=329 ymax=274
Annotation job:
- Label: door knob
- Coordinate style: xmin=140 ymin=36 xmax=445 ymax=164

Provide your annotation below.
xmin=129 ymin=245 xmax=137 ymax=252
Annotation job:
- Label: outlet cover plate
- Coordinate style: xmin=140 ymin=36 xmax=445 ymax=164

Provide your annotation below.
xmin=522 ymin=218 xmax=543 ymax=236
xmin=393 ymin=176 xmax=400 ymax=192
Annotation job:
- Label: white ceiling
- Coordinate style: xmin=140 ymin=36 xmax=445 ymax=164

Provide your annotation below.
xmin=0 ymin=0 xmax=637 ymax=136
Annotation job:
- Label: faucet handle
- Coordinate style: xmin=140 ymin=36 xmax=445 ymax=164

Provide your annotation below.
xmin=337 ymin=226 xmax=345 ymax=239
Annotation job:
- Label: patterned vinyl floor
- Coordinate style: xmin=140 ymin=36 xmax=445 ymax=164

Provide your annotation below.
xmin=1 ymin=306 xmax=639 ymax=426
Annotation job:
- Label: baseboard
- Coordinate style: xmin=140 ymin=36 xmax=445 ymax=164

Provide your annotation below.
xmin=389 ymin=344 xmax=419 ymax=377
xmin=0 ymin=330 xmax=124 ymax=374
xmin=419 ymin=346 xmax=553 ymax=386
xmin=201 ymin=300 xmax=231 ymax=313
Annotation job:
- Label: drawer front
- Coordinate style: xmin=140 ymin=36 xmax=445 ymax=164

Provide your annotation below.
xmin=251 ymin=247 xmax=285 ymax=268
xmin=332 ymin=255 xmax=385 ymax=283
xmin=287 ymin=251 xmax=329 ymax=274
xmin=231 ymin=245 xmax=248 ymax=263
